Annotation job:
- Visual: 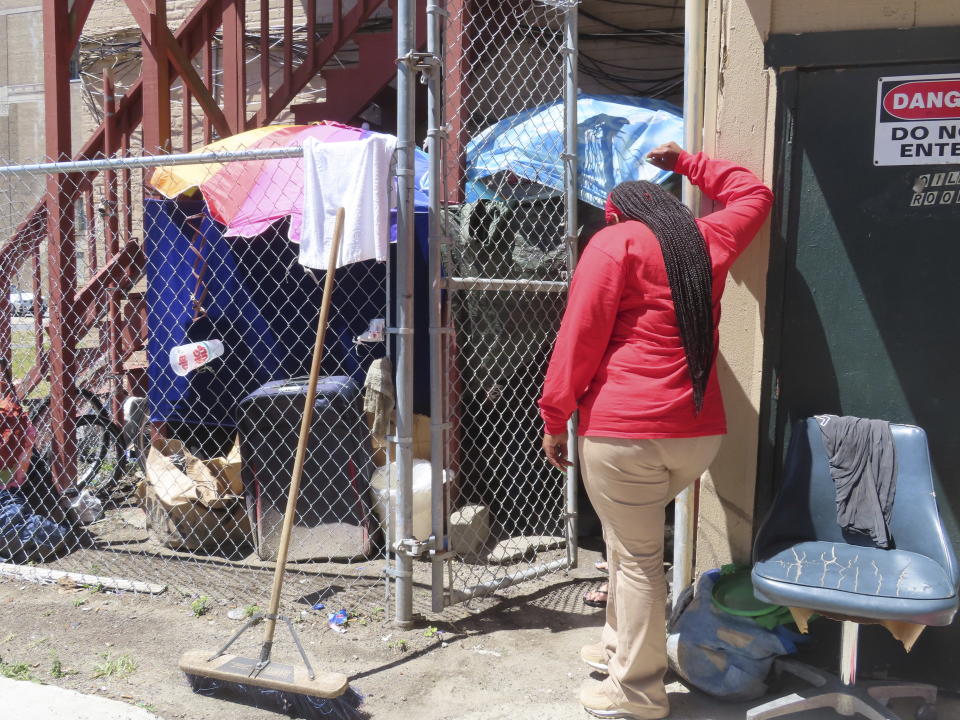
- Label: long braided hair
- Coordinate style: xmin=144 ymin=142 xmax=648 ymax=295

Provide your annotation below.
xmin=609 ymin=180 xmax=714 ymax=413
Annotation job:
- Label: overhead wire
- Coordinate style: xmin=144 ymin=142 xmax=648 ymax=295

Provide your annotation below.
xmin=575 ymin=3 xmax=684 ymax=99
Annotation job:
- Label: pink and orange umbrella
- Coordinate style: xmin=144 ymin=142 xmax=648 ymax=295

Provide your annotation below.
xmin=147 ymin=122 xmax=369 ymax=243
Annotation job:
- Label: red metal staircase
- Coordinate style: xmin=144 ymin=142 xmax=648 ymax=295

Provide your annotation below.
xmin=2 ymin=0 xmax=414 ymax=488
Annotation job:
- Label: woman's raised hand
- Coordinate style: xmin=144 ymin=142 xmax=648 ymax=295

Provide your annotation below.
xmin=646 ymin=142 xmax=684 ymax=171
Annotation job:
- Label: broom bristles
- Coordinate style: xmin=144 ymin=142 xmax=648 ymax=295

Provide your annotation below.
xmin=186 ymin=672 xmax=365 ymax=720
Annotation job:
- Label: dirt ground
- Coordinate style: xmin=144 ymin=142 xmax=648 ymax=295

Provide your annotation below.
xmin=1 ymin=548 xmax=958 ymax=720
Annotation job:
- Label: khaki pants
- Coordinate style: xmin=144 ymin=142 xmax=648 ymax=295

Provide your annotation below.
xmin=580 ymin=435 xmax=722 ymax=714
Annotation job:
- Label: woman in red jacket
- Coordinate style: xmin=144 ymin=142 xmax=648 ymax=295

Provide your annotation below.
xmin=540 ymin=142 xmax=773 ymax=719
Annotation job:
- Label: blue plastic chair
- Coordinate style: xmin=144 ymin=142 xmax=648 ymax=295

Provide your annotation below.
xmin=748 ymin=418 xmax=958 ymax=720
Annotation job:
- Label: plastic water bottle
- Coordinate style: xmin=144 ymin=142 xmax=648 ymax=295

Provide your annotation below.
xmin=169 ymin=340 xmax=224 ymax=376
xmin=356 ymin=318 xmax=386 ymax=343
xmin=65 ymin=488 xmax=104 ymax=525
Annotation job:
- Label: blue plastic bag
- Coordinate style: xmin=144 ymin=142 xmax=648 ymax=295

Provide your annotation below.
xmin=0 ymin=488 xmax=69 ymax=562
xmin=666 ymin=569 xmax=804 ymax=701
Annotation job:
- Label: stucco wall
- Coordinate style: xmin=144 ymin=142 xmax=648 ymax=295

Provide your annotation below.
xmin=695 ymin=0 xmax=960 ymax=572
xmin=0 ymin=2 xmax=85 ymax=289
xmin=695 ymin=0 xmax=773 ymax=571
xmin=771 ymin=0 xmax=960 ymax=34
xmin=1 ymin=2 xmax=46 ymax=164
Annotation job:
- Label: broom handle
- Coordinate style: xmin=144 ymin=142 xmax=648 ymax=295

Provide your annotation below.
xmin=261 ymin=207 xmax=345 ymax=650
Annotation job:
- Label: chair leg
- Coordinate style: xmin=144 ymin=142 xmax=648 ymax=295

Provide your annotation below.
xmin=867 ymin=682 xmax=938 ymax=706
xmin=747 ymin=688 xmax=905 ymax=720
xmin=747 ymin=623 xmax=942 ymax=720
xmin=844 ymin=694 xmax=901 ymax=720
xmin=747 ymin=691 xmax=846 ymax=720
xmin=775 ymin=657 xmax=831 ymax=688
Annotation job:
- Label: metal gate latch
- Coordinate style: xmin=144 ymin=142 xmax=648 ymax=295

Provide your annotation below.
xmin=397 ymin=52 xmax=440 ymax=73
xmin=395 ymin=536 xmax=437 ymax=558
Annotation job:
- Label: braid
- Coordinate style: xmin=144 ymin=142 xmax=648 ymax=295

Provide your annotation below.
xmin=610 ymin=181 xmax=714 ymax=413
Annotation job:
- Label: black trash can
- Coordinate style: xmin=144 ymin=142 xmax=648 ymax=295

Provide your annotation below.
xmin=237 ymin=376 xmax=376 ymax=561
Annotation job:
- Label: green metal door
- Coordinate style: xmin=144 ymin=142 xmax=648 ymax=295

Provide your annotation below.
xmin=764 ymin=61 xmax=960 ymax=687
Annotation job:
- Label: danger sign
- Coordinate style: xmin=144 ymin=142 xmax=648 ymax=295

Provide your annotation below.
xmin=875 ymin=73 xmax=960 ymax=166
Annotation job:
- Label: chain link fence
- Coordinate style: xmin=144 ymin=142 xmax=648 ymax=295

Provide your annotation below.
xmin=0 ymin=145 xmax=402 ymax=616
xmin=0 ymin=1 xmax=584 ymax=620
xmin=428 ymin=0 xmax=579 ymax=607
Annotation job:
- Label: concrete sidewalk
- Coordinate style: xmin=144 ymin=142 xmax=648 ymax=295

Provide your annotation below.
xmin=1 ymin=677 xmax=162 ymax=720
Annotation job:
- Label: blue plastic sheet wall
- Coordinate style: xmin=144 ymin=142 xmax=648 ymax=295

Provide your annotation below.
xmin=145 ymin=198 xmax=398 ymax=428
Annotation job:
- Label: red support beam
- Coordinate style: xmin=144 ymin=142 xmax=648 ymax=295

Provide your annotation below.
xmin=67 ymin=0 xmax=96 ymax=54
xmin=103 ymin=70 xmax=120 ymax=259
xmin=121 ymin=132 xmax=133 ymax=247
xmin=222 ymin=0 xmax=247 ymax=134
xmin=141 ymin=0 xmax=173 ymax=152
xmin=283 ymin=0 xmax=293 ymax=90
xmin=43 ymin=0 xmax=79 ymax=493
xmin=32 ymin=247 xmax=43 ymax=363
xmin=0 ymin=277 xmax=10 ymax=375
xmin=307 ymin=0 xmax=317 ymax=68
xmin=259 ymin=0 xmax=270 ymax=122
xmin=104 ymin=70 xmax=125 ymax=421
xmin=183 ymin=86 xmax=193 ymax=151
xmin=202 ymin=11 xmax=214 ymax=144
xmin=84 ymin=191 xmax=97 ymax=276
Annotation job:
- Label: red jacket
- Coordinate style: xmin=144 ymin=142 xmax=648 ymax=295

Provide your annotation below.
xmin=539 ymin=150 xmax=773 ymax=438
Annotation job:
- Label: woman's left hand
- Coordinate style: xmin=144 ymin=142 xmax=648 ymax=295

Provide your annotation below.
xmin=646 ymin=141 xmax=683 ymax=171
xmin=542 ymin=433 xmax=572 ymax=471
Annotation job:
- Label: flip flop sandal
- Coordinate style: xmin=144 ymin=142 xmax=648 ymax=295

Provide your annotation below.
xmin=583 ymin=585 xmax=609 ymax=608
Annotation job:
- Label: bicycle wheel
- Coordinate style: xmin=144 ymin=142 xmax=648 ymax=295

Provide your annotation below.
xmin=27 ymin=400 xmax=118 ymax=496
xmin=26 ymin=388 xmax=110 ymax=452
xmin=73 ymin=415 xmax=116 ymax=493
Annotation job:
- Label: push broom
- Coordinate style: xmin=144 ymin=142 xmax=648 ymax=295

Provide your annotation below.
xmin=180 ymin=208 xmax=363 ymax=719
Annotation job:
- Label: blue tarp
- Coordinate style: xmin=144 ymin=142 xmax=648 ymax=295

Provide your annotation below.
xmin=466 ymin=93 xmax=684 ymax=208
xmin=145 ymin=199 xmax=430 ymax=428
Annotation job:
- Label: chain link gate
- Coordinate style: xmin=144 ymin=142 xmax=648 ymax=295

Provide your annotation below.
xmin=0 ymin=146 xmax=402 ymax=618
xmin=1 ymin=0 xmax=581 ymax=623
xmin=421 ymin=0 xmax=580 ymax=609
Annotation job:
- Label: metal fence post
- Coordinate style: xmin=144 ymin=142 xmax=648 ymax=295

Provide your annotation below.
xmin=393 ymin=0 xmax=417 ymax=628
xmin=563 ymin=0 xmax=580 ymax=571
xmin=426 ymin=0 xmax=448 ymax=614
xmin=673 ymin=0 xmax=707 ymax=610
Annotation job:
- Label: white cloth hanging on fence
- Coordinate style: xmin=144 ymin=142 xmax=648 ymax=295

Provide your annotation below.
xmin=298 ymin=134 xmax=396 ymax=269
